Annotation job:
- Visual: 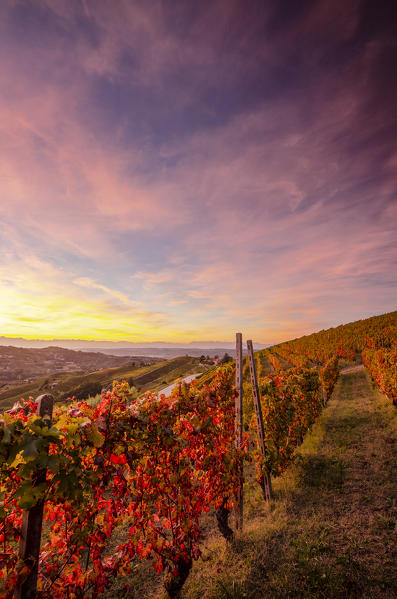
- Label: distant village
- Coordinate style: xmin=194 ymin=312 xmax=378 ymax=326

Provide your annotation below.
xmin=199 ymin=352 xmax=232 ymax=366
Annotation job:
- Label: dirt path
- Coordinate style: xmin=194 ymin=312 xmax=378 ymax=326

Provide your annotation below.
xmin=339 ymin=364 xmax=364 ymax=374
xmin=183 ymin=368 xmax=397 ymax=599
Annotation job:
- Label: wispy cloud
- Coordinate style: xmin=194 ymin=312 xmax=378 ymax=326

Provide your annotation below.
xmin=0 ymin=0 xmax=395 ymax=342
xmin=0 ymin=253 xmax=173 ymax=340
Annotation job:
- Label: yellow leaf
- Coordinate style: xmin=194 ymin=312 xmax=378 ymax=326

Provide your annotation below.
xmin=87 ymin=425 xmax=105 ymax=448
xmin=10 ymin=452 xmax=25 ymax=468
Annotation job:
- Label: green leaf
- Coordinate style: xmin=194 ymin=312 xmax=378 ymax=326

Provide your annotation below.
xmin=1 ymin=426 xmax=11 ymax=444
xmin=46 ymin=454 xmax=60 ymax=473
xmin=16 ymin=481 xmax=47 ymax=509
xmin=16 ymin=485 xmax=36 ymax=509
xmin=87 ymin=425 xmax=105 ymax=448
xmin=41 ymin=426 xmax=61 ymax=439
xmin=22 ymin=439 xmax=40 ymax=459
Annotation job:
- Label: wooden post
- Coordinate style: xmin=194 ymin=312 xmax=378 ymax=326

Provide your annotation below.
xmin=246 ymin=341 xmax=272 ymax=501
xmin=234 ymin=332 xmax=243 ymax=532
xmin=15 ymin=394 xmax=54 ymax=599
xmin=321 ymin=386 xmax=327 ymax=407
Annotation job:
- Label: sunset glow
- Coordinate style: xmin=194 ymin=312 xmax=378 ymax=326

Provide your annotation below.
xmin=0 ymin=1 xmax=396 ymax=344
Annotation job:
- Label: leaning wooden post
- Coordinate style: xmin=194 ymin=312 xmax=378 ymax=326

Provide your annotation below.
xmin=15 ymin=394 xmax=54 ymax=599
xmin=246 ymin=341 xmax=272 ymax=501
xmin=234 ymin=332 xmax=243 ymax=532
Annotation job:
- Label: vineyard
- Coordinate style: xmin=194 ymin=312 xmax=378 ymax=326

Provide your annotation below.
xmin=0 ymin=310 xmax=396 ymax=598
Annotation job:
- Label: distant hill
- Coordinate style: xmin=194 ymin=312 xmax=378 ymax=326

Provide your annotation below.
xmin=0 ymin=345 xmax=160 ymax=386
xmin=83 ymin=347 xmax=262 ymax=359
xmin=0 ymin=355 xmax=202 ymax=410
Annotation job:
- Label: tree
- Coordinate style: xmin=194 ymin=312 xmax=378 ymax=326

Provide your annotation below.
xmin=221 ymin=353 xmax=232 ymax=364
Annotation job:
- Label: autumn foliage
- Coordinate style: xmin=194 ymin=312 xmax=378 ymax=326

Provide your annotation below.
xmin=0 ymin=360 xmax=335 ymax=598
xmin=264 ymin=311 xmax=396 ymax=368
xmin=362 ymin=347 xmax=397 ymax=406
xmin=250 ymin=366 xmax=333 ymax=483
xmin=1 ymin=310 xmax=395 ymax=597
xmin=0 ymin=367 xmax=243 ymax=598
xmin=319 ymin=356 xmax=339 ymax=401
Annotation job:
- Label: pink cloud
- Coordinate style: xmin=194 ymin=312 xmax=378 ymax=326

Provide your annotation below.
xmin=0 ymin=0 xmax=395 ymax=342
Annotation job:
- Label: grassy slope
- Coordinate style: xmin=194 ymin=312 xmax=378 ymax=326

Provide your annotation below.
xmin=257 ymin=352 xmax=274 ymax=376
xmin=180 ymin=367 xmax=397 ymax=599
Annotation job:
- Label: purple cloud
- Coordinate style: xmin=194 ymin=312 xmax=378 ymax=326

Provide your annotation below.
xmin=0 ymin=0 xmax=395 ymax=342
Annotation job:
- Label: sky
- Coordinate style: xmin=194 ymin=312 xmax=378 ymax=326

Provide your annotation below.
xmin=0 ymin=0 xmax=396 ymax=345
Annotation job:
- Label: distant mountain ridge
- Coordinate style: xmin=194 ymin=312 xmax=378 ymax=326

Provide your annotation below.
xmin=85 ymin=347 xmax=253 ymax=359
xmin=0 ymin=336 xmax=269 ymax=350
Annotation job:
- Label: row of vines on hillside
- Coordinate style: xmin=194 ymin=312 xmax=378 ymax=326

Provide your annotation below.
xmin=269 ymin=311 xmax=397 ymax=366
xmin=0 ymin=368 xmax=242 ymax=598
xmin=263 ymin=311 xmax=397 ymax=406
xmin=248 ymin=361 xmax=339 ymax=482
xmin=0 ymin=355 xmax=339 ymax=599
xmin=362 ymin=347 xmax=397 ymax=406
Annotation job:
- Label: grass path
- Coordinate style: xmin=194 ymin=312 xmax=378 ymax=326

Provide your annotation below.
xmin=182 ymin=367 xmax=397 ymax=599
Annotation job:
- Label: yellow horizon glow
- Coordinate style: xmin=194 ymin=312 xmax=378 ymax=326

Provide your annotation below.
xmin=0 ymin=254 xmax=321 ymax=346
xmin=0 ymin=288 xmax=288 ymax=345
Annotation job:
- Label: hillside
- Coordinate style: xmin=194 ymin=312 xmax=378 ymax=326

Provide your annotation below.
xmin=0 ymin=355 xmax=203 ymax=409
xmin=264 ymin=310 xmax=397 ymax=367
xmin=0 ymin=345 xmax=160 ymax=385
xmin=1 ymin=310 xmax=396 ymax=599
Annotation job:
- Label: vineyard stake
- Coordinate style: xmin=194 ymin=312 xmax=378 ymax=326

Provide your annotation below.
xmin=235 ymin=332 xmax=243 ymax=532
xmin=246 ymin=340 xmax=273 ymax=501
xmin=321 ymin=386 xmax=327 ymax=407
xmin=15 ymin=394 xmax=54 ymax=599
